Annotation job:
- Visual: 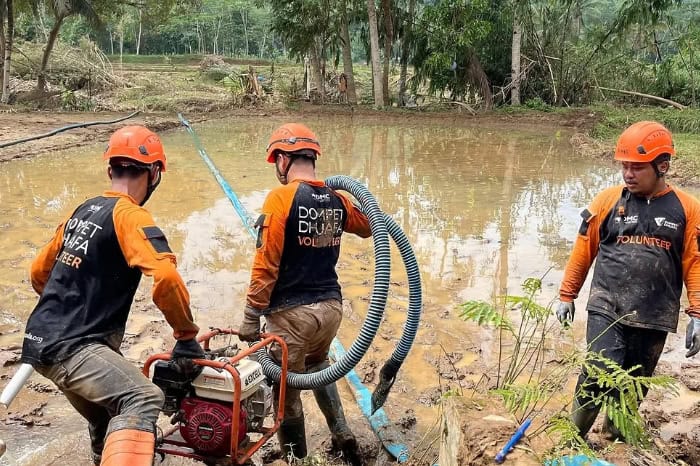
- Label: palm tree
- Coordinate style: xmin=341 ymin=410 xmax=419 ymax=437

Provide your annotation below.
xmin=35 ymin=0 xmax=101 ymax=92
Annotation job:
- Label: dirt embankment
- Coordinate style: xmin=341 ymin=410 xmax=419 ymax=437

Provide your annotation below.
xmin=0 ymin=105 xmax=600 ymax=164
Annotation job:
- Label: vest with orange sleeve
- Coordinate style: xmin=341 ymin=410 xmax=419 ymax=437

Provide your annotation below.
xmin=268 ymin=182 xmax=349 ymax=310
xmin=21 ymin=196 xmax=142 ymax=365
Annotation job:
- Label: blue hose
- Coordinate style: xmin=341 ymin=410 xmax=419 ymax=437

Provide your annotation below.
xmin=178 ymin=116 xmax=417 ymax=461
xmin=178 ymin=114 xmax=257 ymax=237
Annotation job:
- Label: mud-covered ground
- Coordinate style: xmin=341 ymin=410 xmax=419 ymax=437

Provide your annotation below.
xmin=2 ymin=106 xmax=700 ymax=466
xmin=0 ymin=290 xmax=401 ymax=466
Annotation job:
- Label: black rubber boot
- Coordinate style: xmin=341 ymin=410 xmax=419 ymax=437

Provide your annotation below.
xmin=277 ymin=416 xmax=307 ymax=460
xmin=312 ymin=381 xmax=361 ymax=465
xmin=571 ymin=397 xmax=601 ymax=438
xmin=602 ymin=415 xmax=625 ymax=441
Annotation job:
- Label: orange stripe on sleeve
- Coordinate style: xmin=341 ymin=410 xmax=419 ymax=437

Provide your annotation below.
xmin=559 ymin=186 xmax=623 ymax=302
xmin=113 ymin=197 xmax=198 ymax=340
xmin=30 ymin=219 xmax=68 ymax=295
xmin=676 ymin=188 xmax=700 ymax=318
xmin=338 ymin=194 xmax=371 ymax=238
xmin=246 ymin=184 xmax=294 ymax=311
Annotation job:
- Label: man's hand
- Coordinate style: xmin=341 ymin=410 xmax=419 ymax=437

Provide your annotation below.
xmin=556 ymin=301 xmax=575 ymax=327
xmin=171 ymin=338 xmax=205 ymax=378
xmin=238 ymin=306 xmax=261 ymax=342
xmin=685 ymin=317 xmax=700 ymax=358
xmin=172 ymin=338 xmax=205 ymax=359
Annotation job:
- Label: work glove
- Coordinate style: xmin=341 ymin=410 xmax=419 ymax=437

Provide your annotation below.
xmin=171 ymin=338 xmax=205 ymax=378
xmin=172 ymin=338 xmax=205 ymax=359
xmin=685 ymin=317 xmax=700 ymax=358
xmin=556 ymin=301 xmax=575 ymax=327
xmin=238 ymin=305 xmax=262 ymax=342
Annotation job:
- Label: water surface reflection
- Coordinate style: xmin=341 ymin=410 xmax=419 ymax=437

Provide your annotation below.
xmin=0 ymin=115 xmax=621 ymax=463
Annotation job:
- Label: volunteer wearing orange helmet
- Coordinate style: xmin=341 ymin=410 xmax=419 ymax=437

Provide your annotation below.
xmin=238 ymin=123 xmax=370 ymax=463
xmin=20 ymin=125 xmax=202 ymax=466
xmin=557 ymin=121 xmax=700 ymax=440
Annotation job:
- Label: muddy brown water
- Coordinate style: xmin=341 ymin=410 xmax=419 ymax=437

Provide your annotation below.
xmin=1 ymin=115 xmax=698 ymax=465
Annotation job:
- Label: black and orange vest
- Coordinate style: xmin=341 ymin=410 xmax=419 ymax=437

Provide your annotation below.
xmin=589 ymin=188 xmax=688 ymax=332
xmin=268 ymin=182 xmax=348 ymax=310
xmin=21 ymin=196 xmax=142 ymax=365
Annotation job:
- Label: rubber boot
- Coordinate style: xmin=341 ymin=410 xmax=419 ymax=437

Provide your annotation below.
xmin=571 ymin=397 xmax=601 ymax=439
xmin=89 ymin=421 xmax=107 ymax=466
xmin=277 ymin=416 xmax=307 ymax=460
xmin=602 ymin=415 xmax=625 ymax=441
xmin=100 ymin=415 xmax=155 ymax=466
xmin=312 ymin=381 xmax=361 ymax=465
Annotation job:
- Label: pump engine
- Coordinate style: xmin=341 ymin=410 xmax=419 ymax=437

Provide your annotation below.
xmin=143 ymin=331 xmax=287 ymax=465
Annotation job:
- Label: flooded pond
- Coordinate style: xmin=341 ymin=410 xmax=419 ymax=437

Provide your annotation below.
xmin=1 ymin=115 xmax=695 ymax=464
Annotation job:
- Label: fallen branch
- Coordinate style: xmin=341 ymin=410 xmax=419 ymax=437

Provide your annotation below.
xmin=595 ymin=86 xmax=686 ymax=110
xmin=443 ymin=101 xmax=477 ymax=115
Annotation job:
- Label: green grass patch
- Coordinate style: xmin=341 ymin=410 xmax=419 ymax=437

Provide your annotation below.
xmin=589 ymin=104 xmax=700 ymax=184
xmin=590 ymin=105 xmax=700 ymax=138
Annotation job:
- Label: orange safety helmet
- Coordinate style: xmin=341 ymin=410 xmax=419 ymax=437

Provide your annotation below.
xmin=265 ymin=123 xmax=321 ymax=163
xmin=103 ymin=125 xmax=167 ymax=171
xmin=614 ymin=121 xmax=675 ymax=163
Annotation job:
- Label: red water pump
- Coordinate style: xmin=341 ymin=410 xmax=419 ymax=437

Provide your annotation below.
xmin=143 ymin=329 xmax=288 ymax=465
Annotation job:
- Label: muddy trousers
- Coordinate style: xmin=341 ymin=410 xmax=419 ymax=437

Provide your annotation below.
xmin=266 ymin=300 xmax=344 ymax=459
xmin=572 ymin=311 xmax=668 ymax=438
xmin=34 ymin=343 xmax=164 ymax=465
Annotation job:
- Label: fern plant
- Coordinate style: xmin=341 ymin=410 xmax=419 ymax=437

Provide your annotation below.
xmin=459 ymin=275 xmax=557 ymax=390
xmin=458 ymin=275 xmax=679 ymax=458
xmin=458 ymin=300 xmax=513 ymax=332
xmin=576 ymin=353 xmax=677 ymax=446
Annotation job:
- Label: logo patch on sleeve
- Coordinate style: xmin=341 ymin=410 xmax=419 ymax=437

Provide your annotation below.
xmin=142 ymin=226 xmax=172 ymax=253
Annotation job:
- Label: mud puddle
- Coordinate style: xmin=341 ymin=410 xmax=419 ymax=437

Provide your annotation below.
xmin=1 ymin=115 xmax=698 ymax=465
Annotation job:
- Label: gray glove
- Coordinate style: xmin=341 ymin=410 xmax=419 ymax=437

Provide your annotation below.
xmin=238 ymin=305 xmax=261 ymax=342
xmin=685 ymin=317 xmax=700 ymax=358
xmin=556 ymin=301 xmax=575 ymax=327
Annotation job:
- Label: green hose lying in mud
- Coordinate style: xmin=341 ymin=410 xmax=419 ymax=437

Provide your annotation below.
xmin=178 ymin=114 xmax=422 ymax=462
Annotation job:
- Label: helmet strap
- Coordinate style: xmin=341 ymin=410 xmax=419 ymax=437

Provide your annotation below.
xmin=651 ymin=158 xmax=670 ymax=179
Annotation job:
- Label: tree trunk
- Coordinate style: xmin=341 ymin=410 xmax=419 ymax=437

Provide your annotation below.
xmin=136 ymin=8 xmax=143 ymax=55
xmin=37 ymin=13 xmax=65 ymax=92
xmin=1 ymin=0 xmax=13 ymax=104
xmin=36 ymin=4 xmax=48 ymax=41
xmin=196 ymin=20 xmax=202 ymax=54
xmin=136 ymin=9 xmax=142 ymax=55
xmin=0 ymin=0 xmax=6 ymax=81
xmin=240 ymin=10 xmax=249 ymax=56
xmin=260 ymin=32 xmax=266 ymax=58
xmin=304 ymin=56 xmax=311 ymax=98
xmin=381 ymin=0 xmax=392 ymax=104
xmin=366 ymin=0 xmax=385 ymax=107
xmin=398 ymin=0 xmax=415 ymax=106
xmin=340 ymin=0 xmax=357 ymax=104
xmin=310 ymin=42 xmax=325 ymax=102
xmin=510 ymin=17 xmax=522 ymax=106
xmin=108 ymin=29 xmax=114 ymax=55
xmin=213 ymin=16 xmax=221 ymax=55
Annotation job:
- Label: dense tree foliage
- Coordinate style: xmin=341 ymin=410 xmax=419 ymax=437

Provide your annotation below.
xmin=1 ymin=0 xmax=699 ymax=107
